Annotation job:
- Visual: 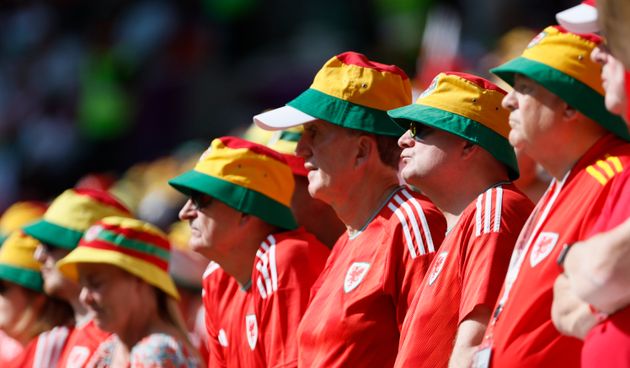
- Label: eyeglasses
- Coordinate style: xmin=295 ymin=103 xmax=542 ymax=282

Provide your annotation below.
xmin=0 ymin=282 xmax=6 ymax=294
xmin=409 ymin=122 xmax=433 ymax=141
xmin=190 ymin=192 xmax=213 ymax=211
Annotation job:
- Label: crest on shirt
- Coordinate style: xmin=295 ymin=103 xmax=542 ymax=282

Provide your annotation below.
xmin=344 ymin=262 xmax=370 ymax=293
xmin=527 ymin=31 xmax=547 ymax=48
xmin=428 ymin=251 xmax=449 ymax=286
xmin=245 ymin=314 xmax=258 ymax=350
xmin=66 ymin=346 xmax=90 ymax=368
xmin=83 ymin=225 xmax=103 ymax=242
xmin=530 ymin=232 xmax=559 ymax=267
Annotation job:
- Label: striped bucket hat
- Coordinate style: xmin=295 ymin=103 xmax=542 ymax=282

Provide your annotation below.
xmin=388 ymin=72 xmax=519 ymax=180
xmin=491 ymin=25 xmax=630 ymax=141
xmin=0 ymin=231 xmax=44 ymax=292
xmin=254 ymin=51 xmax=412 ymax=137
xmin=23 ymin=189 xmax=132 ymax=250
xmin=57 ymin=216 xmax=179 ymax=299
xmin=168 ymin=136 xmax=297 ymax=230
xmin=0 ymin=201 xmax=47 ymax=245
xmin=266 ymin=126 xmax=308 ymax=177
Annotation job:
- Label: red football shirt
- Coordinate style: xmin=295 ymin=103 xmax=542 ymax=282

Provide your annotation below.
xmin=202 ymin=227 xmax=329 ymax=368
xmin=297 ymin=187 xmax=447 ymax=368
xmin=7 ymin=326 xmax=71 ymax=368
xmin=581 ymin=168 xmax=630 ymax=367
xmin=395 ymin=184 xmax=533 ymax=368
xmin=56 ymin=319 xmax=111 ymax=368
xmin=483 ymin=134 xmax=630 ymax=368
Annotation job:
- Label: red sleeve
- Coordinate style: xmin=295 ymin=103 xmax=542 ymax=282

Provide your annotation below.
xmin=202 ymin=270 xmax=228 ymax=368
xmin=589 ymin=168 xmax=630 ymax=235
xmin=260 ymin=239 xmax=330 ymax=368
xmin=459 ymin=191 xmax=533 ymax=322
xmin=392 ymin=194 xmax=447 ymax=328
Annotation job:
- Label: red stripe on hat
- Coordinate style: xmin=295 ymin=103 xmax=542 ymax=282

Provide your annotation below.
xmin=80 ymin=239 xmax=168 ymax=271
xmin=553 ymin=25 xmax=603 ymax=44
xmin=219 ymin=136 xmax=288 ymax=164
xmin=99 ymin=223 xmax=171 ymax=251
xmin=445 ymin=72 xmax=507 ymax=94
xmin=583 ymin=0 xmax=596 ymax=7
xmin=336 ymin=52 xmax=409 ymax=80
xmin=282 ymin=154 xmax=308 ymax=177
xmin=73 ymin=189 xmax=131 ymax=214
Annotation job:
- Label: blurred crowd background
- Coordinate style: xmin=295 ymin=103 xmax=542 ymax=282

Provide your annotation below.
xmin=0 ymin=0 xmax=574 ymax=229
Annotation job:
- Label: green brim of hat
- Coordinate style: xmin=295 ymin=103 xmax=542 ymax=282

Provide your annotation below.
xmin=0 ymin=263 xmax=43 ymax=292
xmin=491 ymin=57 xmax=630 ymax=141
xmin=388 ymin=104 xmax=520 ymax=180
xmin=169 ymin=170 xmax=298 ymax=230
xmin=22 ymin=220 xmax=83 ymax=250
xmin=288 ymin=88 xmax=406 ymax=137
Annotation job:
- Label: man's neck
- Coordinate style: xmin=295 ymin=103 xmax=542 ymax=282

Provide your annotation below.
xmin=332 ymin=175 xmax=400 ymax=234
xmin=212 ymin=230 xmax=273 ymax=288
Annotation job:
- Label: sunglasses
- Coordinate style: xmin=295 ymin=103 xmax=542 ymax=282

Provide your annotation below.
xmin=0 ymin=281 xmax=6 ymax=294
xmin=409 ymin=122 xmax=434 ymax=141
xmin=190 ymin=192 xmax=213 ymax=211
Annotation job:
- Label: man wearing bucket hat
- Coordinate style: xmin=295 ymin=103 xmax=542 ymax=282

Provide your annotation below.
xmin=471 ymin=25 xmax=630 ymax=368
xmin=387 ymin=72 xmax=534 ymax=368
xmin=22 ymin=188 xmax=132 ymax=368
xmin=56 ymin=216 xmax=201 ymax=366
xmin=254 ymin=51 xmax=447 ymax=367
xmin=170 ymin=136 xmax=330 ymax=367
xmin=0 ymin=201 xmax=47 ymax=245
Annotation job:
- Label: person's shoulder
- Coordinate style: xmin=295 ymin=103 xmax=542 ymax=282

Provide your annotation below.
xmin=380 ymin=187 xmax=445 ymax=227
xmin=270 ymin=228 xmax=330 ymax=260
xmin=130 ymin=333 xmax=200 ymax=367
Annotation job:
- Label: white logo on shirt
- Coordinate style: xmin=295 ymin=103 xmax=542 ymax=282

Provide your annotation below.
xmin=428 ymin=251 xmax=448 ymax=286
xmin=66 ymin=346 xmax=90 ymax=368
xmin=529 ymin=232 xmax=559 ymax=267
xmin=344 ymin=262 xmax=370 ymax=293
xmin=218 ymin=329 xmax=228 ymax=347
xmin=245 ymin=314 xmax=258 ymax=350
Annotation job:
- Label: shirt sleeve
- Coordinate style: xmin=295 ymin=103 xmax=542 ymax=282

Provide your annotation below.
xmin=392 ymin=199 xmax=447 ymax=328
xmin=259 ymin=240 xmax=329 ymax=368
xmin=202 ymin=277 xmax=228 ymax=368
xmin=459 ymin=195 xmax=532 ymax=322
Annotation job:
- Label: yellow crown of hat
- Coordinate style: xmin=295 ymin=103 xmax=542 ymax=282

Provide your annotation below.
xmin=169 ymin=136 xmax=297 ymax=229
xmin=0 ymin=231 xmax=44 ymax=292
xmin=23 ymin=189 xmax=133 ymax=250
xmin=491 ymin=25 xmax=629 ymax=140
xmin=0 ymin=201 xmax=47 ymax=244
xmin=57 ymin=216 xmax=179 ymax=299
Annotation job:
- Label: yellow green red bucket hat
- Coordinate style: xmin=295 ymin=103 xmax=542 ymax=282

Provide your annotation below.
xmin=57 ymin=216 xmax=179 ymax=299
xmin=491 ymin=25 xmax=630 ymax=141
xmin=254 ymin=51 xmax=412 ymax=137
xmin=168 ymin=136 xmax=297 ymax=230
xmin=0 ymin=201 xmax=47 ymax=245
xmin=23 ymin=189 xmax=132 ymax=250
xmin=0 ymin=230 xmax=44 ymax=292
xmin=266 ymin=126 xmax=308 ymax=177
xmin=388 ymin=72 xmax=519 ymax=180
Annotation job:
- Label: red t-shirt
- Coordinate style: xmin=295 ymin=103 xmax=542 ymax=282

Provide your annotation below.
xmin=297 ymin=187 xmax=447 ymax=368
xmin=483 ymin=134 xmax=630 ymax=368
xmin=581 ymin=167 xmax=630 ymax=367
xmin=56 ymin=319 xmax=111 ymax=368
xmin=7 ymin=326 xmax=72 ymax=368
xmin=202 ymin=227 xmax=330 ymax=368
xmin=395 ymin=184 xmax=533 ymax=368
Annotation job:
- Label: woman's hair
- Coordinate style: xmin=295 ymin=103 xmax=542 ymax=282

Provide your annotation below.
xmin=12 ymin=285 xmax=74 ymax=342
xmin=155 ymin=287 xmax=203 ymax=363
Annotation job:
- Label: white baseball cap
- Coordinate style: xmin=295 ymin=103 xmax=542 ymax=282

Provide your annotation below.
xmin=556 ymin=0 xmax=599 ymax=34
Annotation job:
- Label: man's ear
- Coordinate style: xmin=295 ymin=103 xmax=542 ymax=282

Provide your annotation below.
xmin=355 ymin=135 xmax=376 ymax=168
xmin=239 ymin=212 xmax=252 ymax=226
xmin=563 ymin=103 xmax=579 ymax=120
xmin=461 ymin=140 xmax=478 ymax=160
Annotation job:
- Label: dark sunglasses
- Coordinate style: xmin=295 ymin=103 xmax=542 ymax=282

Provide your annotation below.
xmin=190 ymin=192 xmax=213 ymax=211
xmin=409 ymin=122 xmax=434 ymax=141
xmin=0 ymin=281 xmax=6 ymax=294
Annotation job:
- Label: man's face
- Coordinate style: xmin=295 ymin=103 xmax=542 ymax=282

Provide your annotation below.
xmin=397 ymin=124 xmax=463 ymax=189
xmin=178 ymin=194 xmax=243 ymax=259
xmin=34 ymin=243 xmax=76 ymax=299
xmin=501 ymin=74 xmax=565 ymax=155
xmin=591 ymin=44 xmax=627 ymax=117
xmin=295 ymin=120 xmax=359 ymax=205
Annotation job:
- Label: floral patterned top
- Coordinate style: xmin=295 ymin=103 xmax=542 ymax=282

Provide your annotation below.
xmin=88 ymin=333 xmax=201 ymax=368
